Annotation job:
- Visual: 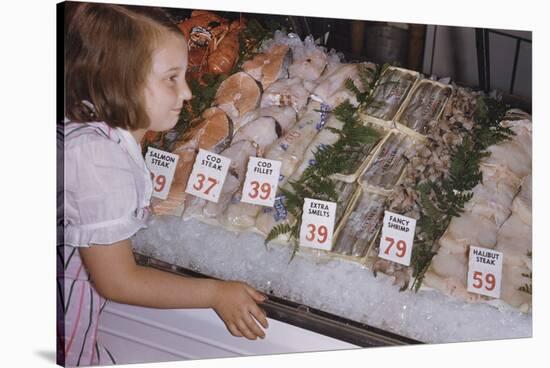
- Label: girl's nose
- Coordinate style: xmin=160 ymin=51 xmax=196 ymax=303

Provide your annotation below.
xmin=179 ymin=80 xmax=192 ymax=102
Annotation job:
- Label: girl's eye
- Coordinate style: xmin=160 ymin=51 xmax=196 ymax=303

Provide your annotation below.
xmin=169 ymin=75 xmax=178 ymax=82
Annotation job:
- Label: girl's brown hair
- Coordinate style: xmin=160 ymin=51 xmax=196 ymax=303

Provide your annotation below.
xmin=64 ymin=2 xmax=184 ymax=130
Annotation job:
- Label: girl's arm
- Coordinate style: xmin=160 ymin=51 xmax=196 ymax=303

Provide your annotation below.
xmin=79 ymin=239 xmax=269 ymax=340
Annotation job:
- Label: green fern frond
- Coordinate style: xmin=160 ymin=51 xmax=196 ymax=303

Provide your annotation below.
xmin=265 ymin=223 xmax=292 ymax=246
xmin=519 ymin=284 xmax=532 ymax=295
xmin=410 ymin=95 xmax=519 ymax=291
xmin=264 ymin=61 xmax=386 ymax=260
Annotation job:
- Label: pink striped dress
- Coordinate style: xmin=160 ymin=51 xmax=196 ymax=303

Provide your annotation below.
xmin=58 ymin=121 xmax=153 ymax=366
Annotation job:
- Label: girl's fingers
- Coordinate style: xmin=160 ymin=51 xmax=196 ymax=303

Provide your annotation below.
xmin=227 ymin=323 xmax=242 ymax=338
xmin=250 ymin=304 xmax=269 ymax=329
xmin=246 ymin=286 xmax=267 ymax=303
xmin=236 ymin=319 xmax=257 ymax=340
xmin=243 ymin=312 xmax=265 ymax=339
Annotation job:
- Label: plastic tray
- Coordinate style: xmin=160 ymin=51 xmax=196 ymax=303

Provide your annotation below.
xmin=362 ymin=66 xmax=420 ymax=129
xmin=393 ymin=78 xmax=453 ymax=142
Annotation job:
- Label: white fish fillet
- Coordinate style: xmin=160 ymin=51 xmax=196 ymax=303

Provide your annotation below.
xmin=254 ymin=188 xmax=295 ymax=235
xmin=500 ymin=264 xmax=531 ymax=310
xmin=512 ymin=174 xmax=532 ymax=226
xmin=264 ymin=103 xmax=327 ymax=179
xmin=256 ymin=115 xmax=343 ymax=234
xmin=495 ymin=213 xmax=531 ymax=267
xmin=222 ymin=109 xmax=313 ymax=229
xmin=431 ymin=246 xmax=468 ymax=281
xmin=203 ymin=174 xmax=241 ymax=219
xmin=464 ymin=164 xmax=521 ymax=227
xmin=223 ymin=200 xmax=259 ymax=229
xmin=255 ymin=103 xmax=328 ymax=234
xmin=288 ymin=41 xmax=328 ymax=81
xmin=261 ymin=77 xmax=310 ymax=113
xmin=502 ymin=119 xmax=532 ymax=158
xmin=442 ymin=212 xmax=498 ymax=251
xmin=302 ymin=80 xmax=318 ymax=93
xmin=483 ymin=140 xmax=531 ymax=178
xmin=232 ymin=110 xmax=260 ymax=132
xmin=203 ymin=141 xmax=257 ymax=218
xmin=313 ymin=63 xmax=368 ymax=102
xmin=232 ymin=116 xmax=280 ymax=155
xmin=429 ymin=117 xmax=532 ymax=309
xmin=287 ymin=115 xmax=343 ymax=182
xmin=258 ymin=106 xmax=297 ymax=134
xmin=324 ymin=89 xmax=360 ymax=109
xmin=182 ymin=194 xmax=207 ymax=220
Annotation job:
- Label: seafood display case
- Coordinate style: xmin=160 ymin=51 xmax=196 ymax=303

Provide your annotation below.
xmin=134 ymin=7 xmax=532 ymax=349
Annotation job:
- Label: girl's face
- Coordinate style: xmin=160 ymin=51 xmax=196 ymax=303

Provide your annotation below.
xmin=143 ymin=32 xmax=192 ymax=133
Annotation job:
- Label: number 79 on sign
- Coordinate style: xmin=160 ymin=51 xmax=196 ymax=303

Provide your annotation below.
xmin=378 ymin=211 xmax=416 ymax=266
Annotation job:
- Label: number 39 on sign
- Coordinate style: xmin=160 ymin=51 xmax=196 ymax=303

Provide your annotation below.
xmin=305 ymin=224 xmax=329 ymax=244
xmin=150 ymin=173 xmax=166 ymax=192
xmin=240 ymin=157 xmax=282 ymax=207
xmin=145 ymin=147 xmax=179 ymax=200
xmin=378 ymin=211 xmax=416 ymax=266
xmin=299 ymin=198 xmax=337 ymax=251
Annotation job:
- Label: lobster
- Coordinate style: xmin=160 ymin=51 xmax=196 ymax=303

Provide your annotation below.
xmin=178 ymin=10 xmax=246 ymax=81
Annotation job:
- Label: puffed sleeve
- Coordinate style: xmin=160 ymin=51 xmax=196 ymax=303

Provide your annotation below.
xmin=64 ymin=132 xmax=147 ymax=247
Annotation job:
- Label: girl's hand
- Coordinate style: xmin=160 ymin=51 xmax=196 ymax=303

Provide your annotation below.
xmin=212 ymin=281 xmax=269 ymax=340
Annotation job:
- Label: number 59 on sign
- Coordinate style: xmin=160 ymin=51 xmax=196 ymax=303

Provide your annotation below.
xmin=467 ymin=246 xmax=502 ymax=298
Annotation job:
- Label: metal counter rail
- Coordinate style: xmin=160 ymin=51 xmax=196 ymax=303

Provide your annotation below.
xmin=133 ymin=252 xmax=422 ymax=348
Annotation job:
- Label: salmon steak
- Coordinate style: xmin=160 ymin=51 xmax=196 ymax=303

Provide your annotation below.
xmin=243 ymin=44 xmax=292 ymax=89
xmin=214 ymin=71 xmax=261 ymax=123
xmin=151 ymin=107 xmax=233 ymax=216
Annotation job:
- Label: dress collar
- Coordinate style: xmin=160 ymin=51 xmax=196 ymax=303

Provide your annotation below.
xmin=115 ymin=127 xmax=144 ymax=169
xmin=65 ymin=119 xmax=153 ymax=204
xmin=67 ymin=121 xmax=143 ymax=171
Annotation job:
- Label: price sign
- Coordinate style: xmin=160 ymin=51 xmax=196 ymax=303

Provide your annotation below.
xmin=299 ymin=198 xmax=337 ymax=251
xmin=467 ymin=246 xmax=503 ymax=298
xmin=241 ymin=157 xmax=282 ymax=207
xmin=378 ymin=211 xmax=416 ymax=266
xmin=145 ymin=147 xmax=179 ymax=200
xmin=185 ymin=148 xmax=231 ymax=203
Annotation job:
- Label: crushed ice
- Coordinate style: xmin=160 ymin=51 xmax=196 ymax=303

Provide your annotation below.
xmin=132 ymin=216 xmax=531 ymax=343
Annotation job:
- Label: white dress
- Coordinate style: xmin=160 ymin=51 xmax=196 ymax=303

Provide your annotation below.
xmin=58 ymin=121 xmax=152 ymax=366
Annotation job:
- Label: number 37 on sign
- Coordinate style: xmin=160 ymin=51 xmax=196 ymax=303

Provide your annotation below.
xmin=185 ymin=149 xmax=231 ymax=203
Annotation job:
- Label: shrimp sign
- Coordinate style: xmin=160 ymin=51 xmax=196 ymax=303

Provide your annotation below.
xmin=378 ymin=211 xmax=416 ymax=266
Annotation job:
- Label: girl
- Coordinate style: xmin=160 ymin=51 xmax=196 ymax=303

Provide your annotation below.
xmin=59 ymin=3 xmax=268 ymax=366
